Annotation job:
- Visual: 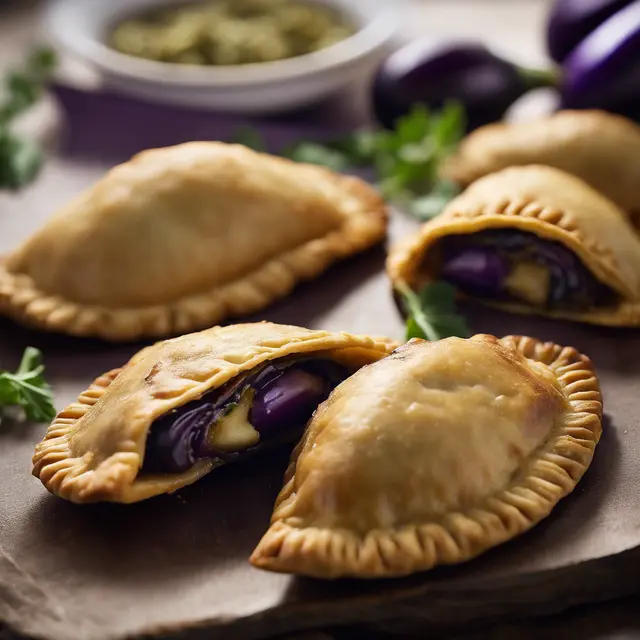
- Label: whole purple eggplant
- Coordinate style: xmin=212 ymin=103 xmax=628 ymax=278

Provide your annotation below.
xmin=560 ymin=1 xmax=640 ymax=112
xmin=371 ymin=39 xmax=554 ymax=132
xmin=546 ymin=0 xmax=634 ymax=63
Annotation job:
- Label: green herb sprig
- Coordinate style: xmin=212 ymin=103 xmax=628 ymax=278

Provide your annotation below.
xmin=0 ymin=46 xmax=57 ymax=191
xmin=396 ymin=281 xmax=470 ymax=342
xmin=0 ymin=347 xmax=56 ymax=423
xmin=233 ymin=102 xmax=465 ymax=221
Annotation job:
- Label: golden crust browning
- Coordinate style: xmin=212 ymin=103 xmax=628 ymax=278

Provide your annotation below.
xmin=0 ymin=143 xmax=387 ymax=341
xmin=441 ymin=109 xmax=640 ymax=221
xmin=387 ymin=165 xmax=640 ymax=326
xmin=32 ymin=322 xmax=398 ymax=504
xmin=250 ymin=334 xmax=602 ymax=579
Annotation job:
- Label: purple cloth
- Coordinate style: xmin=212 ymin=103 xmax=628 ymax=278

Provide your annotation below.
xmin=50 ymin=82 xmax=369 ymax=163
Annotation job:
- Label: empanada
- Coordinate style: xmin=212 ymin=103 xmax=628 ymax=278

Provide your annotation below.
xmin=251 ymin=334 xmax=602 ymax=579
xmin=0 ymin=142 xmax=387 ymax=341
xmin=32 ymin=322 xmax=396 ymax=504
xmin=440 ymin=110 xmax=640 ymax=222
xmin=387 ymin=165 xmax=640 ymax=326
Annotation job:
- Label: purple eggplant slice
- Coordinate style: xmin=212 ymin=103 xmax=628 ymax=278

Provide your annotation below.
xmin=143 ymin=357 xmax=349 ymax=474
xmin=32 ymin=322 xmax=396 ymax=504
xmin=546 ymin=0 xmax=634 ymax=63
xmin=437 ymin=229 xmax=614 ymax=310
xmin=560 ymin=1 xmax=640 ymax=111
xmin=440 ymin=246 xmax=509 ymax=296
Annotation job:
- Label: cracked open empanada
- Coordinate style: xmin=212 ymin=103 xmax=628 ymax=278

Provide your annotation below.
xmin=387 ymin=165 xmax=640 ymax=326
xmin=250 ymin=334 xmax=602 ymax=579
xmin=440 ymin=110 xmax=640 ymax=223
xmin=0 ymin=142 xmax=387 ymax=341
xmin=32 ymin=322 xmax=397 ymax=504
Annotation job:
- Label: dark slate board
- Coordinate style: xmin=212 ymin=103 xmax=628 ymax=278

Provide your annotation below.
xmin=1 ymin=86 xmax=640 ymax=640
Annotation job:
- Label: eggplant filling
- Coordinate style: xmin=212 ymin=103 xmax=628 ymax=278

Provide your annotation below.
xmin=142 ymin=357 xmax=349 ymax=474
xmin=437 ymin=229 xmax=615 ymax=310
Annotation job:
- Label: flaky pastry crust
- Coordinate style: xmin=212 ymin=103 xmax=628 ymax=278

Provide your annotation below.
xmin=0 ymin=142 xmax=387 ymax=341
xmin=32 ymin=322 xmax=397 ymax=504
xmin=440 ymin=109 xmax=640 ymax=222
xmin=250 ymin=334 xmax=602 ymax=579
xmin=387 ymin=165 xmax=640 ymax=326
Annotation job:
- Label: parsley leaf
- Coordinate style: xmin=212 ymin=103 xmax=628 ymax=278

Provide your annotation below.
xmin=409 ymin=179 xmax=461 ymax=221
xmin=372 ymin=103 xmax=465 ymax=204
xmin=0 ymin=347 xmax=56 ymax=423
xmin=432 ymin=101 xmax=466 ymax=157
xmin=231 ymin=126 xmax=267 ymax=152
xmin=281 ymin=141 xmax=351 ymax=171
xmin=229 ymin=102 xmax=465 ymax=219
xmin=26 ymin=46 xmax=58 ymax=77
xmin=0 ymin=131 xmax=43 ymax=189
xmin=396 ymin=281 xmax=470 ymax=342
xmin=0 ymin=46 xmax=58 ymax=128
xmin=274 ymin=102 xmax=466 ymax=220
xmin=335 ymin=130 xmax=380 ymax=164
xmin=0 ymin=45 xmax=57 ymax=191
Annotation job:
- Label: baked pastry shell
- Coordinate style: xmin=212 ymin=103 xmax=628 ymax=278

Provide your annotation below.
xmin=387 ymin=165 xmax=640 ymax=326
xmin=0 ymin=145 xmax=387 ymax=342
xmin=440 ymin=109 xmax=640 ymax=223
xmin=32 ymin=322 xmax=398 ymax=504
xmin=250 ymin=334 xmax=603 ymax=579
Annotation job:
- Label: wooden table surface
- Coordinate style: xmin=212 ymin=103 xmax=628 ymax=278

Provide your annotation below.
xmin=1 ymin=0 xmax=640 ymax=638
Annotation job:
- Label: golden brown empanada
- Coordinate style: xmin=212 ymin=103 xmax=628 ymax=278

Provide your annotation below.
xmin=251 ymin=334 xmax=602 ymax=579
xmin=32 ymin=322 xmax=396 ymax=504
xmin=0 ymin=142 xmax=387 ymax=341
xmin=387 ymin=165 xmax=640 ymax=326
xmin=441 ymin=110 xmax=640 ymax=222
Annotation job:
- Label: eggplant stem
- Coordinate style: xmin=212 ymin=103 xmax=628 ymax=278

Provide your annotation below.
xmin=518 ymin=65 xmax=560 ymax=90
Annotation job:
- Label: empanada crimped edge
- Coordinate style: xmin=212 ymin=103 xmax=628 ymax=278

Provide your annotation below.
xmin=0 ymin=158 xmax=387 ymax=342
xmin=439 ymin=110 xmax=640 ymax=220
xmin=387 ymin=166 xmax=640 ymax=326
xmin=32 ymin=322 xmax=398 ymax=504
xmin=250 ymin=335 xmax=602 ymax=578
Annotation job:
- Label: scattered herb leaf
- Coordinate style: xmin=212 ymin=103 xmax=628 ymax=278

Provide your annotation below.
xmin=231 ymin=126 xmax=267 ymax=152
xmin=27 ymin=46 xmax=58 ymax=77
xmin=396 ymin=281 xmax=470 ymax=342
xmin=372 ymin=103 xmax=465 ymax=205
xmin=281 ymin=141 xmax=350 ymax=171
xmin=408 ymin=179 xmax=461 ymax=221
xmin=0 ymin=347 xmax=56 ymax=423
xmin=0 ymin=45 xmax=57 ymax=191
xmin=0 ymin=131 xmax=43 ymax=189
xmin=336 ymin=129 xmax=379 ymax=164
xmin=432 ymin=101 xmax=466 ymax=158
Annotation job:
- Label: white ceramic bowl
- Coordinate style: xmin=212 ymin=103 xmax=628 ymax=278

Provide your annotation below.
xmin=42 ymin=0 xmax=398 ymax=114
